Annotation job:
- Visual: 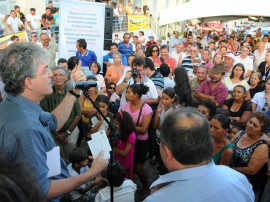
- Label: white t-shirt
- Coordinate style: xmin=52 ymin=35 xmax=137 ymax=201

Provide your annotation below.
xmin=7 ymin=16 xmax=23 ymax=33
xmin=95 ymin=179 xmax=137 ymax=202
xmin=252 ymin=91 xmax=267 ymax=112
xmin=95 ymin=74 xmax=106 ymax=88
xmin=234 ymin=55 xmax=253 ymax=80
xmin=171 ymin=51 xmax=182 ymax=64
xmin=138 ymin=36 xmax=146 ymax=46
xmin=26 ymin=13 xmax=41 ymax=31
xmin=67 ymin=164 xmax=90 ymax=200
xmin=117 ymin=74 xmax=158 ymax=109
xmin=0 ymin=14 xmax=6 ymax=30
xmin=163 ymin=77 xmax=175 ymax=89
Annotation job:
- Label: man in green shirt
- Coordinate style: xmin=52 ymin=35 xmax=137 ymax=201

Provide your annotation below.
xmin=40 ymin=66 xmax=81 ymax=161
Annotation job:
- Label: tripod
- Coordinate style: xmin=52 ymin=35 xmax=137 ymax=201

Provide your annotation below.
xmin=83 ymin=90 xmax=118 ymax=202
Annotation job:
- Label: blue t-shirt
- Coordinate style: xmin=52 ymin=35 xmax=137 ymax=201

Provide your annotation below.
xmin=103 ymin=53 xmax=128 ymax=66
xmin=76 ymin=49 xmax=97 ymax=67
xmin=117 ymin=41 xmax=133 ymax=59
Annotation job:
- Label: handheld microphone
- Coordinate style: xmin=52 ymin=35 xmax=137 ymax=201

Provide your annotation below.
xmin=66 ymin=80 xmax=97 ymax=91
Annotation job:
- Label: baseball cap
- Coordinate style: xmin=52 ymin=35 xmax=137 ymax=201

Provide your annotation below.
xmin=148 ymin=35 xmax=154 ymax=38
xmin=224 ymin=52 xmax=235 ymax=60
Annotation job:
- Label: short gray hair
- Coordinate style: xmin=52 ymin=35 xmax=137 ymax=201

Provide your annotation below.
xmin=52 ymin=66 xmax=67 ymax=75
xmin=113 ymin=51 xmax=122 ymax=61
xmin=0 ymin=43 xmax=49 ymax=95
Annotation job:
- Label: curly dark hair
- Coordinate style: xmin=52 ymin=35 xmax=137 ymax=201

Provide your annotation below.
xmin=114 ymin=111 xmax=135 ymax=141
xmin=250 ymin=112 xmax=270 ymax=133
xmin=196 ymin=100 xmax=216 ymax=120
xmin=128 ymin=84 xmax=149 ymax=98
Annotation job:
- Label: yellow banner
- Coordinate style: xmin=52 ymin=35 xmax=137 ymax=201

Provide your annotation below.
xmin=128 ymin=15 xmax=149 ymax=31
xmin=0 ymin=31 xmax=28 ymax=50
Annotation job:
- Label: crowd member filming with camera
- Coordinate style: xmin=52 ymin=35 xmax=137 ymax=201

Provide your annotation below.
xmin=0 ymin=43 xmax=108 ymax=202
xmin=116 ymin=57 xmax=158 ymax=109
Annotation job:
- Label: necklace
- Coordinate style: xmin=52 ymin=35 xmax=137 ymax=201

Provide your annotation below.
xmin=230 ymin=101 xmax=243 ymax=112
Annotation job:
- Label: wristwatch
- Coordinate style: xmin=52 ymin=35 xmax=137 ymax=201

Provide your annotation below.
xmin=66 ymin=130 xmax=72 ymax=135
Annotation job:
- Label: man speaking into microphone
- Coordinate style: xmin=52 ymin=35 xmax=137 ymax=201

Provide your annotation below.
xmin=0 ymin=43 xmax=108 ymax=201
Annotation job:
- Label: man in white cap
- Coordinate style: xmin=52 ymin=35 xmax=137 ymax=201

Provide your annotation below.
xmin=223 ymin=52 xmax=235 ymax=80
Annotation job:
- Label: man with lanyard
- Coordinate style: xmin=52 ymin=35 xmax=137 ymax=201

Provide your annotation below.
xmin=116 ymin=57 xmax=158 ymax=110
xmin=257 ymin=50 xmax=270 ymax=82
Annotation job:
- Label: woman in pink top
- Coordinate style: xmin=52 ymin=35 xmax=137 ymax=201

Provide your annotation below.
xmin=114 ymin=111 xmax=136 ymax=180
xmin=121 ymin=84 xmax=153 ymax=195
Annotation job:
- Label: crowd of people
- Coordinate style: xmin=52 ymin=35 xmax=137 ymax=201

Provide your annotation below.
xmin=0 ymin=1 xmax=59 ymax=42
xmin=1 ymin=1 xmax=270 ymax=202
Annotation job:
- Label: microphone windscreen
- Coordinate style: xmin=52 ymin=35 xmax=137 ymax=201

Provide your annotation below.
xmin=65 ymin=80 xmax=75 ymax=91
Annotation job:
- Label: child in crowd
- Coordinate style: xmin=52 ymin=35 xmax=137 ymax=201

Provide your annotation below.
xmin=113 ymin=111 xmax=136 ymax=180
xmin=88 ymin=95 xmax=114 ymax=139
xmin=153 ymin=87 xmax=179 ymax=174
xmin=227 ymin=125 xmax=241 ymax=141
xmin=95 ymin=161 xmax=137 ymax=202
xmin=67 ymin=148 xmax=103 ymax=202
xmin=106 ymin=82 xmax=120 ymax=114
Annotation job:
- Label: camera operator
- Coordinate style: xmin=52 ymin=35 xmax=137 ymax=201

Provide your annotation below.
xmin=116 ymin=57 xmax=158 ymax=109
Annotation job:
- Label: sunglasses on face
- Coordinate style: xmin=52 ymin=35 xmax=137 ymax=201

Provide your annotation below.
xmin=152 ymin=50 xmax=158 ymax=52
xmin=109 ymin=87 xmax=115 ymax=90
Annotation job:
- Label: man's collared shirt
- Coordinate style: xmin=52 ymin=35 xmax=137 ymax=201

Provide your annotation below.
xmin=144 ymin=161 xmax=254 ymax=202
xmin=76 ymin=49 xmax=97 ymax=67
xmin=195 ymin=79 xmax=228 ymax=106
xmin=162 ymin=57 xmax=177 ymax=72
xmin=7 ymin=16 xmax=23 ymax=33
xmin=40 ymin=85 xmax=81 ymax=132
xmin=0 ymin=94 xmax=70 ymax=197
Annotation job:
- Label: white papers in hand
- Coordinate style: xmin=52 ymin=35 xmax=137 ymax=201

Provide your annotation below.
xmin=46 ymin=146 xmax=61 ymax=177
xmin=87 ymin=130 xmax=111 ymax=159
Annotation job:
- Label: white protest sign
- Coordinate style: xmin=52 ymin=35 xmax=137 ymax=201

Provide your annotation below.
xmin=59 ymin=0 xmax=105 ymax=67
